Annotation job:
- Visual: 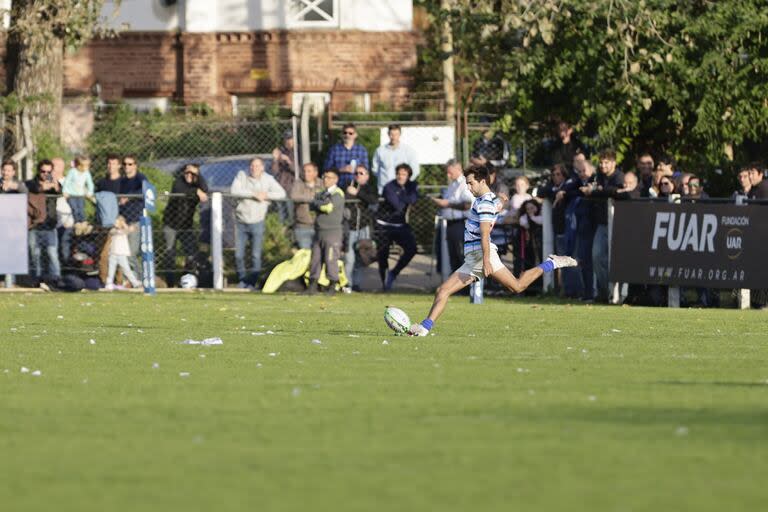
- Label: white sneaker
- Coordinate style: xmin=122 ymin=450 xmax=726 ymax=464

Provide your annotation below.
xmin=104 ymin=283 xmax=115 ymax=291
xmin=407 ymin=323 xmax=430 ymax=337
xmin=547 ymin=254 xmax=578 ymax=269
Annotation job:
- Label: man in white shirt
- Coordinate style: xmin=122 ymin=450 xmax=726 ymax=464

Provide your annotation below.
xmin=431 ymin=159 xmax=473 ymax=272
xmin=230 ymin=157 xmax=287 ymax=288
xmin=372 ymin=124 xmax=419 ymax=193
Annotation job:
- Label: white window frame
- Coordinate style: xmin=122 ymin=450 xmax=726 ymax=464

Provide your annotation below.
xmin=287 ymin=0 xmax=339 ymax=29
xmin=123 ymin=97 xmax=170 ymax=113
xmin=291 ymin=92 xmax=331 ymax=116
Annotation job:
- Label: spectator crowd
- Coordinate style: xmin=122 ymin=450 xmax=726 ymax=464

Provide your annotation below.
xmin=0 ymin=120 xmax=766 ymax=307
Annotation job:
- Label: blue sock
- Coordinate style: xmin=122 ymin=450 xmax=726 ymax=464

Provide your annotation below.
xmin=421 ymin=318 xmax=434 ymax=331
xmin=537 ymin=259 xmax=555 ymax=273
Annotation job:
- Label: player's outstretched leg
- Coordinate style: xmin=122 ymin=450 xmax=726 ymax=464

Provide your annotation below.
xmin=407 ymin=271 xmax=474 ymax=336
xmin=492 ymin=254 xmax=577 ymax=294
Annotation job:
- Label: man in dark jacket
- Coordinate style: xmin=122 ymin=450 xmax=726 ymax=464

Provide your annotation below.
xmin=375 ymin=163 xmax=419 ymax=291
xmin=583 ymin=149 xmax=624 ymax=302
xmin=563 ymin=160 xmax=598 ymax=300
xmin=536 ymin=163 xmax=572 ymax=295
xmin=25 ymin=160 xmax=61 ymax=281
xmin=162 ymin=164 xmax=209 ymax=287
xmin=747 ymin=162 xmax=768 ymax=199
xmin=344 ymin=164 xmax=379 ymax=291
xmin=95 ymin=154 xmax=123 ymax=193
xmin=305 ymin=168 xmax=346 ymax=295
xmin=119 ymin=155 xmax=150 ymax=281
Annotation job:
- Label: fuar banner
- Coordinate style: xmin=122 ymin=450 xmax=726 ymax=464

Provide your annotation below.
xmin=610 ymin=202 xmax=768 ymax=288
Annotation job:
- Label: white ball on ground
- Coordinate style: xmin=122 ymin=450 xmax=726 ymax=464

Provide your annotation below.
xmin=384 ymin=306 xmax=411 ymax=335
xmin=180 ymin=273 xmax=198 ymax=289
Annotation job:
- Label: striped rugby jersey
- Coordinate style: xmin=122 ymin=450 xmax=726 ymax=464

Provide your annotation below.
xmin=464 ymin=192 xmax=501 ymax=254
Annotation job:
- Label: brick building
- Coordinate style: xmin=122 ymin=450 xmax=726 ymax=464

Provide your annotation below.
xmin=62 ymin=0 xmax=418 ymax=114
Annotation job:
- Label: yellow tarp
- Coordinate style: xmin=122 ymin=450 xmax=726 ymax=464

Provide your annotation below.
xmin=262 ymin=249 xmax=348 ymax=293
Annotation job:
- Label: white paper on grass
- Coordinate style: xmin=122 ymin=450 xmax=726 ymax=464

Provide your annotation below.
xmin=180 ymin=337 xmax=223 ymax=345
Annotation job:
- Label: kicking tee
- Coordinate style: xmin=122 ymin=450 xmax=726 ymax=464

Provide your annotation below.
xmin=464 ymin=191 xmax=501 ymax=254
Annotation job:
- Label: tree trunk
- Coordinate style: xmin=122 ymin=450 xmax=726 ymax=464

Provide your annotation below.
xmin=440 ymin=0 xmax=456 ymax=125
xmin=13 ymin=36 xmax=64 ymax=151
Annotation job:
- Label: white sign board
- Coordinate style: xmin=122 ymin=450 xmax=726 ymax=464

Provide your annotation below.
xmin=0 ymin=195 xmax=28 ymax=274
xmin=379 ymin=126 xmax=455 ymax=165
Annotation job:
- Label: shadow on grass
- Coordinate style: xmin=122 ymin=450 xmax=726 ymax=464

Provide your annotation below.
xmin=655 ymin=380 xmax=768 ymax=388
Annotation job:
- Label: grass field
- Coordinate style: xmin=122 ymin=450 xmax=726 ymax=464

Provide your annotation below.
xmin=1 ymin=292 xmax=767 ymax=511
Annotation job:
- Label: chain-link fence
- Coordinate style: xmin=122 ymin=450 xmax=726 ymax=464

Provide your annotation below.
xmin=6 ymin=102 xmax=560 ymax=291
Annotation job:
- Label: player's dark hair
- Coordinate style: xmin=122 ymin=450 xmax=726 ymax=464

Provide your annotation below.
xmin=323 ymin=168 xmax=340 ymax=178
xmin=37 ymin=159 xmax=53 ymax=172
xmin=742 ymin=161 xmax=764 ymax=173
xmin=599 ymin=148 xmax=617 ymax=161
xmin=2 ymin=159 xmax=16 ymax=170
xmin=396 ymin=163 xmax=413 ymax=179
xmin=464 ymin=164 xmax=490 ymax=184
xmin=657 ymin=153 xmax=675 ymax=167
xmin=388 ymin=124 xmax=401 ymax=132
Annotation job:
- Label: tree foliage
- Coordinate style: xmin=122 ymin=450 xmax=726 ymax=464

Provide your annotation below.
xmin=416 ymin=0 xmax=768 ymax=171
xmin=5 ymin=0 xmax=118 ymax=149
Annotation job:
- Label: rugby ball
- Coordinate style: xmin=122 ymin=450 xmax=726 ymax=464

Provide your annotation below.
xmin=384 ymin=306 xmax=411 ymax=335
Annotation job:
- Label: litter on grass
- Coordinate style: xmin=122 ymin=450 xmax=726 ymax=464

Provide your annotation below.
xmin=179 ymin=372 xmax=190 ymax=377
xmin=31 ymin=370 xmax=41 ymax=376
xmin=181 ymin=337 xmax=223 ymax=345
xmin=311 ymin=339 xmax=322 ymax=345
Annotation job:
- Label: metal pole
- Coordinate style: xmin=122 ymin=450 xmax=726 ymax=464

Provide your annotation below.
xmin=140 ymin=209 xmax=156 ymax=295
xmin=317 ymin=108 xmax=323 ymax=153
xmin=735 ymin=194 xmax=750 ymax=309
xmin=667 ymin=195 xmax=680 ymax=308
xmin=541 ymin=199 xmax=554 ymax=292
xmin=439 ymin=217 xmax=450 ymax=281
xmin=291 ymin=114 xmax=300 ymax=180
xmin=470 ymin=278 xmax=484 ymax=304
xmin=300 ymin=97 xmax=311 ymax=167
xmin=211 ymin=192 xmax=224 ymax=290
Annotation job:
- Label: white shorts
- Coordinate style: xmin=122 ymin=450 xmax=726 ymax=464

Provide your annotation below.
xmin=457 ymin=249 xmax=504 ymax=281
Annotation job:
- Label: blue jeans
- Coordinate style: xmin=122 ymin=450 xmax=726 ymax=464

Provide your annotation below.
xmin=58 ymin=226 xmax=73 ymax=264
xmin=28 ymin=229 xmax=61 ymax=279
xmin=235 ymin=221 xmax=264 ymax=281
xmin=345 ymin=226 xmax=370 ymax=289
xmin=556 ymin=233 xmax=582 ymax=298
xmin=574 ymin=228 xmax=595 ymax=300
xmin=275 ymin=200 xmax=294 ymax=225
xmin=294 ymin=226 xmax=315 ymax=250
xmin=591 ymin=224 xmax=609 ymax=300
xmin=376 ymin=224 xmax=417 ymax=284
xmin=68 ymin=197 xmax=86 ymax=223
